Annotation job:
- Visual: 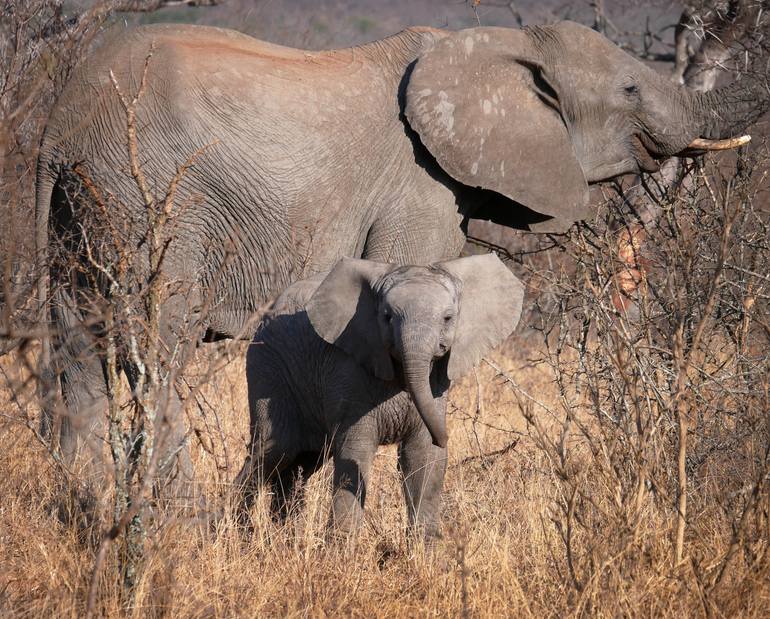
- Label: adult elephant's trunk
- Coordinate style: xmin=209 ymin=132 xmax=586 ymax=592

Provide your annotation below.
xmin=641 ymin=71 xmax=764 ymax=158
xmin=691 ymin=77 xmax=769 ymax=142
xmin=399 ymin=330 xmax=448 ymax=449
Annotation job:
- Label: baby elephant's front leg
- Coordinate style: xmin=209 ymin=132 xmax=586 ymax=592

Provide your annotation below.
xmin=398 ymin=425 xmax=448 ymax=543
xmin=330 ymin=422 xmax=378 ymax=538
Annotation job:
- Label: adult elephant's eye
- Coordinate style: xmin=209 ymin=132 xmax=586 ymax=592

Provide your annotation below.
xmin=624 ymin=83 xmax=639 ymax=96
xmin=443 ymin=314 xmax=453 ymax=323
xmin=383 ymin=311 xmax=392 ymax=323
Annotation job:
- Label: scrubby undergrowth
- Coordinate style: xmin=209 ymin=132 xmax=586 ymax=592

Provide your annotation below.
xmin=1 ymin=337 xmax=768 ymax=617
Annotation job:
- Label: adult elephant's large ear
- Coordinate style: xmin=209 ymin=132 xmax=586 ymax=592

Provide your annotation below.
xmin=405 ymin=27 xmax=590 ymax=232
xmin=439 ymin=253 xmax=524 ymax=380
xmin=306 ymin=258 xmax=397 ymax=381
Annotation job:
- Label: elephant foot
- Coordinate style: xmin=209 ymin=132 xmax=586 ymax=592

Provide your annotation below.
xmin=325 ymin=521 xmax=361 ymax=545
xmin=411 ymin=533 xmax=444 ymax=557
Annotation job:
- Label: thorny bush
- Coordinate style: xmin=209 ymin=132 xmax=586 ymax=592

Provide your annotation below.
xmin=499 ymin=148 xmax=770 ymax=614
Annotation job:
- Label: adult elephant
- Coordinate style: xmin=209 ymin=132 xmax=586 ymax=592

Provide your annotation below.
xmin=35 ymin=20 xmax=764 ymax=492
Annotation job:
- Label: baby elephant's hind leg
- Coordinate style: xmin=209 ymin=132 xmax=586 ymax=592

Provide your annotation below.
xmin=270 ymin=450 xmax=323 ymax=522
xmin=233 ymin=438 xmax=286 ymax=526
xmin=235 ymin=430 xmax=322 ymax=526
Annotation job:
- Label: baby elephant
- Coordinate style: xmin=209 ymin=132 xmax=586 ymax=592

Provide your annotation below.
xmin=236 ymin=253 xmax=523 ymax=541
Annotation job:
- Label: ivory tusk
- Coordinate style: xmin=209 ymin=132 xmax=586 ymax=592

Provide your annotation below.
xmin=685 ymin=135 xmax=752 ymax=151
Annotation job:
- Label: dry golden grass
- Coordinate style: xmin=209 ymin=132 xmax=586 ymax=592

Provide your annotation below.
xmin=1 ymin=335 xmax=768 ymax=618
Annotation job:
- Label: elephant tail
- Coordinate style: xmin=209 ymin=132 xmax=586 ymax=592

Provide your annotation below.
xmin=35 ymin=144 xmax=58 ymax=437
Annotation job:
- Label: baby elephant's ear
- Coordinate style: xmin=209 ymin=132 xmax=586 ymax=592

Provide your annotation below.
xmin=306 ymin=258 xmax=397 ymax=381
xmin=438 ymin=253 xmax=525 ymax=380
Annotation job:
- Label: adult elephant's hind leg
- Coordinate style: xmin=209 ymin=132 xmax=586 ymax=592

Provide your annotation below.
xmin=49 ymin=288 xmax=110 ymax=525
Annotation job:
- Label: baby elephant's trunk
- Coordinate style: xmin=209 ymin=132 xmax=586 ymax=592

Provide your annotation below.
xmin=399 ymin=329 xmax=447 ymax=448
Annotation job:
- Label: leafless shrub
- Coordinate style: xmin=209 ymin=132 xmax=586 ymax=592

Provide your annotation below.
xmin=0 ymin=0 xmax=225 ymax=351
xmin=492 ymin=147 xmax=770 ymax=614
xmin=0 ymin=0 xmax=233 ymax=613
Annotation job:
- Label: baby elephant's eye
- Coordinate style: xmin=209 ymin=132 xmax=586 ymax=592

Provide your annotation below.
xmin=383 ymin=311 xmax=392 ymax=323
xmin=443 ymin=314 xmax=453 ymax=323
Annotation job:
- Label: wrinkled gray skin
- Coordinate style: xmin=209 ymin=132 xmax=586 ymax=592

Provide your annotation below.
xmin=35 ymin=21 xmax=766 ymax=490
xmin=235 ymin=254 xmax=524 ymax=540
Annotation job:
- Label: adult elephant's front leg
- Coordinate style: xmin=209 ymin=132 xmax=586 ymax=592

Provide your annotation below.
xmin=330 ymin=420 xmax=378 ymax=538
xmin=398 ymin=424 xmax=448 ymax=543
xmin=121 ymin=358 xmax=197 ymax=503
xmin=362 ymin=190 xmax=467 ymax=267
xmin=152 ymin=288 xmax=210 ymax=508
